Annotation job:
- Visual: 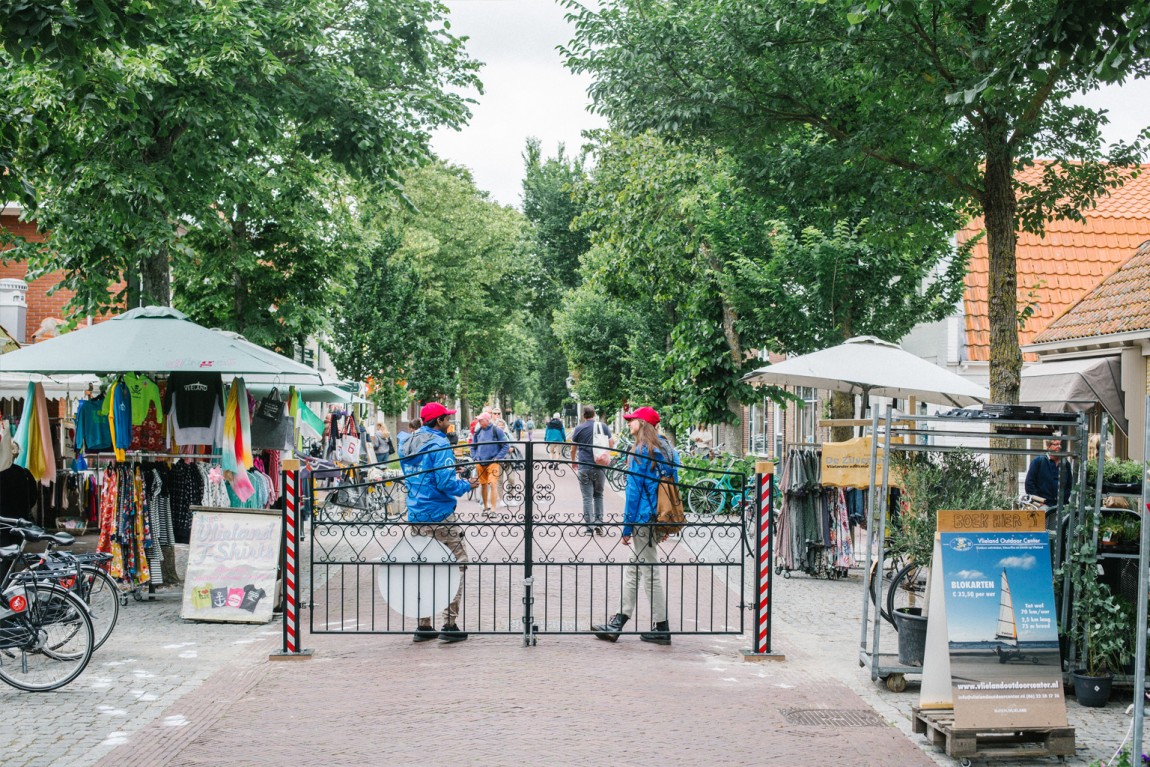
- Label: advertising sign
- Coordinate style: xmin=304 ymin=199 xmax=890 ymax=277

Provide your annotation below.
xmin=181 ymin=507 xmax=281 ymax=624
xmin=936 ymin=510 xmax=1066 ymax=729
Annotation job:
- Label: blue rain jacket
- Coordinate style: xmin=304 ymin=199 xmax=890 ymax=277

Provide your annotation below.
xmin=622 ymin=436 xmax=679 ymax=537
xmin=401 ymin=426 xmax=471 ymax=523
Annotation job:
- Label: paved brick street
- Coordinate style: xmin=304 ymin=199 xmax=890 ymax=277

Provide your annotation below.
xmin=2 ymin=467 xmax=1137 ymax=766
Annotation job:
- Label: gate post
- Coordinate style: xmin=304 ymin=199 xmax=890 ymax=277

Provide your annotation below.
xmin=522 ymin=440 xmax=537 ymax=646
xmin=271 ymin=466 xmax=313 ymax=660
xmin=742 ymin=463 xmax=785 ymax=661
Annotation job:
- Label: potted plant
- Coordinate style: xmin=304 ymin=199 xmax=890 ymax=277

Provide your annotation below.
xmin=1087 ymin=457 xmax=1147 ymax=495
xmin=1061 ymin=514 xmax=1132 ymax=707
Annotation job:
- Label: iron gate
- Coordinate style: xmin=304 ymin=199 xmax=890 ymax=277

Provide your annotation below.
xmin=302 ymin=441 xmax=753 ymax=644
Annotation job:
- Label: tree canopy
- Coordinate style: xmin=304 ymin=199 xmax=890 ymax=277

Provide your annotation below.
xmin=563 ymin=0 xmax=1148 ymax=409
xmin=2 ymin=0 xmax=480 ymax=336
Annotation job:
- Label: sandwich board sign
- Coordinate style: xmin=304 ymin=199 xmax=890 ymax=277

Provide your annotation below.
xmin=920 ymin=510 xmax=1066 ymax=729
xmin=182 ymin=507 xmax=281 ymax=624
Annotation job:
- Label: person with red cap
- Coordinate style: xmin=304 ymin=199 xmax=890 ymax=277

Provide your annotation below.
xmin=400 ymin=401 xmax=479 ymax=643
xmin=592 ymin=405 xmax=678 ymax=645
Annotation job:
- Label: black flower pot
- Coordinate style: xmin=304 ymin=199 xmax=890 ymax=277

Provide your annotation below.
xmin=1071 ymin=669 xmax=1113 ymax=707
xmin=1102 ymin=482 xmax=1143 ymax=495
xmin=892 ymin=607 xmax=928 ymax=667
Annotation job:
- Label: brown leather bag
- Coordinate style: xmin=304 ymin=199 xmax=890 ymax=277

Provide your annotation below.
xmin=655 ymin=478 xmax=686 ymax=539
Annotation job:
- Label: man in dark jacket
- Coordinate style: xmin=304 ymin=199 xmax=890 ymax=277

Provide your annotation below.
xmin=401 ymin=401 xmax=478 ymax=643
xmin=571 ymin=405 xmax=613 ymax=534
xmin=1025 ymin=438 xmax=1073 ymax=511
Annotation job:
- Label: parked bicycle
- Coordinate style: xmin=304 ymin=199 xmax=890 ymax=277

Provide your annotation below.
xmin=0 ymin=516 xmax=95 ymax=691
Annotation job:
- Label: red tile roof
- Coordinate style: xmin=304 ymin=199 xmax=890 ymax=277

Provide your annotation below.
xmin=1032 ymin=240 xmax=1150 ymax=344
xmin=958 ymin=164 xmax=1150 ymax=361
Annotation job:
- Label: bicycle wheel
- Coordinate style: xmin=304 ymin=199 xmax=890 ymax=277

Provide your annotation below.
xmin=559 ymin=444 xmax=571 ymax=460
xmin=607 ymin=461 xmax=627 ymax=492
xmin=867 ymin=555 xmax=902 ymax=627
xmin=886 ymin=562 xmax=929 ymax=624
xmin=686 ymin=478 xmax=723 ymax=515
xmin=0 ymin=585 xmax=94 ymax=691
xmin=78 ymin=566 xmax=121 ymax=651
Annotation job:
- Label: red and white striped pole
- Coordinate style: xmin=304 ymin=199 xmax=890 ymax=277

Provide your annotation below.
xmin=271 ymin=467 xmax=312 ymax=660
xmin=743 ymin=462 xmax=784 ymax=661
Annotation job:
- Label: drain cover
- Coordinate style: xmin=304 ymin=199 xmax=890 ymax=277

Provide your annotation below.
xmin=781 ymin=709 xmax=885 ymax=727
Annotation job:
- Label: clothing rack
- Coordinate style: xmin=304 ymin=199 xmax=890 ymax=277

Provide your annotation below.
xmin=79 ymin=451 xmax=221 ymax=468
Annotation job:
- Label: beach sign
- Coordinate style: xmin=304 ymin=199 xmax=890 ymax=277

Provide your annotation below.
xmin=929 ymin=510 xmax=1066 ymax=730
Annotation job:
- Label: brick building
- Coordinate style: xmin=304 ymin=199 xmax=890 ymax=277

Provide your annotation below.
xmin=0 ymin=204 xmax=124 ymax=343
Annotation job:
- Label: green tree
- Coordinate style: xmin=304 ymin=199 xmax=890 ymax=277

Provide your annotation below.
xmin=563 ymin=0 xmax=1147 ymax=413
xmin=324 ymin=227 xmax=427 ymax=416
xmin=2 ymin=0 xmax=479 ymax=326
xmin=384 ymin=162 xmax=538 ymax=420
xmin=520 ymin=139 xmax=594 ymax=415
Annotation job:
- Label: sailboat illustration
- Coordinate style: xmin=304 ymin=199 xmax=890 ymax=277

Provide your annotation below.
xmin=993 ymin=569 xmax=1038 ymax=664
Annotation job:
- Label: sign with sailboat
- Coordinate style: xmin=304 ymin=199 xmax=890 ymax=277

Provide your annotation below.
xmin=935 ymin=510 xmax=1066 ymax=730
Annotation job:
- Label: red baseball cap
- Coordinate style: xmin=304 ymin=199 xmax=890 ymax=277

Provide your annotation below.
xmin=420 ymin=402 xmax=457 ymax=422
xmin=622 ymin=406 xmax=660 ymax=426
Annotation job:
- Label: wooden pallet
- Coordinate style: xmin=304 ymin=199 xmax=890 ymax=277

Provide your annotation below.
xmin=912 ymin=707 xmax=1075 ymax=760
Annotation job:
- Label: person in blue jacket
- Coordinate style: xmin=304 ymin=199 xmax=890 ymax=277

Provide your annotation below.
xmin=396 ymin=417 xmax=422 ymax=475
xmin=592 ymin=406 xmax=678 ymax=646
xmin=400 ymin=402 xmax=478 ymax=643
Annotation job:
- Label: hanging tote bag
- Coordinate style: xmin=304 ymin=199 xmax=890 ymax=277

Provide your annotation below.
xmin=255 ymin=387 xmax=286 ymax=421
xmin=336 ymin=413 xmax=361 ymax=464
xmin=251 ymin=412 xmax=294 ymax=450
xmin=592 ymin=422 xmax=613 ymax=466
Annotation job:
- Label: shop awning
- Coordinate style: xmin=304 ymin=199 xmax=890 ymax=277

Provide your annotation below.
xmin=1020 ymin=356 xmax=1127 ymax=434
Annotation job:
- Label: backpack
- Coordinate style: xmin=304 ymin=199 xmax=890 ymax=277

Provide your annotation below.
xmin=592 ymin=422 xmax=613 ymax=465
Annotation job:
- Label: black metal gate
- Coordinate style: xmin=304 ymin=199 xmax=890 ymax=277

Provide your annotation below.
xmin=304 ymin=441 xmax=751 ymax=644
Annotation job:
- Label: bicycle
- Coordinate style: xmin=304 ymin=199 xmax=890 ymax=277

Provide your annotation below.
xmin=606 ymin=436 xmax=634 ymax=492
xmin=16 ymin=542 xmax=122 ymax=651
xmin=0 ymin=516 xmax=95 ymax=691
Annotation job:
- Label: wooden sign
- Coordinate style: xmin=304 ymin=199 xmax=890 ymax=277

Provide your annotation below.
xmin=181 ymin=506 xmax=281 ymax=624
xmin=820 ymin=436 xmax=885 ymax=488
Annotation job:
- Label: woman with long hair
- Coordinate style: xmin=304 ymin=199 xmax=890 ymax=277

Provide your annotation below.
xmin=592 ymin=406 xmax=678 ymax=645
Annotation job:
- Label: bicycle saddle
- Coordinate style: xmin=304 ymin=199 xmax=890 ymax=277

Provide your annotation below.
xmin=0 ymin=545 xmax=19 ymax=560
xmin=13 ymin=527 xmax=74 ymax=546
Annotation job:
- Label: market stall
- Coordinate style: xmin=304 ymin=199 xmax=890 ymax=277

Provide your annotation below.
xmin=0 ymin=306 xmax=331 ymax=599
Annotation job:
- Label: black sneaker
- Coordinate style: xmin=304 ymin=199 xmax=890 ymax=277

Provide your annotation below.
xmin=412 ymin=625 xmax=438 ymax=643
xmin=439 ymin=623 xmax=468 ymax=643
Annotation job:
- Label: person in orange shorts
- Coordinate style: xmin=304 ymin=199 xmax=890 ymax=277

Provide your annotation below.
xmin=470 ymin=411 xmax=509 ymax=515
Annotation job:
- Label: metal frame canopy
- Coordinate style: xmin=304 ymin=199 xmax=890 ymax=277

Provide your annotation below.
xmin=0 ymin=306 xmax=328 ymax=384
xmin=741 ymin=336 xmax=990 ymax=407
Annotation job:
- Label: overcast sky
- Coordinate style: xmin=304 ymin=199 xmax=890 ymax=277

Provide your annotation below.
xmin=431 ymin=0 xmax=1150 ymax=209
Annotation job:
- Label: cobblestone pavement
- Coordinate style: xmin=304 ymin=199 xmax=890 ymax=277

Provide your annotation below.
xmin=3 ymin=464 xmax=1137 ymax=766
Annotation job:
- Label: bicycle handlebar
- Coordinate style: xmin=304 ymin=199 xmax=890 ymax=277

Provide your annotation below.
xmin=0 ymin=515 xmax=36 ymax=529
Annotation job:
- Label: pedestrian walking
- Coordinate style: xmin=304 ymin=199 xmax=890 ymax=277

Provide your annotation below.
xmin=525 ymin=416 xmax=535 ymax=441
xmin=396 ymin=417 xmax=421 ymax=474
xmin=570 ymin=405 xmax=612 ymax=534
xmin=592 ymin=406 xmax=678 ymax=645
xmin=470 ymin=411 xmax=510 ymax=516
xmin=401 ymin=402 xmax=478 ymax=643
xmin=371 ymin=419 xmax=394 ymax=464
xmin=510 ymin=415 xmax=525 ymax=441
xmin=544 ymin=412 xmax=565 ymax=457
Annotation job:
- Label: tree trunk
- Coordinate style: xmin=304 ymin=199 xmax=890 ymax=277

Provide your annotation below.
xmin=829 ymin=390 xmax=855 ymax=443
xmin=459 ymin=363 xmax=471 ymax=425
xmin=719 ymin=296 xmax=746 ymax=455
xmin=137 ymin=246 xmax=171 ymax=307
xmin=983 ymin=124 xmax=1022 ymax=492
